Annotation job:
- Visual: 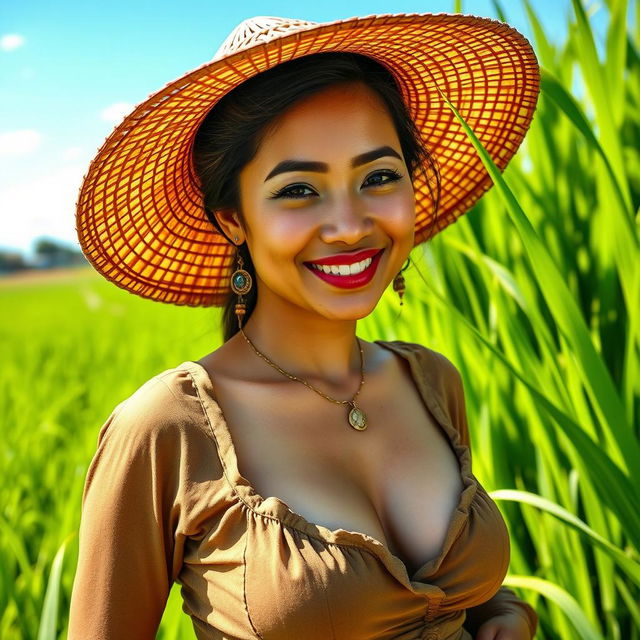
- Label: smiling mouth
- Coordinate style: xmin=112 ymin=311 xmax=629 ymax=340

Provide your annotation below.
xmin=307 ymin=252 xmax=378 ymax=275
xmin=303 ymin=249 xmax=385 ymax=289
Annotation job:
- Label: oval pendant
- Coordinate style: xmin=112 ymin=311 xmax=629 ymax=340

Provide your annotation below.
xmin=348 ymin=404 xmax=367 ymax=431
xmin=230 ymin=269 xmax=252 ymax=295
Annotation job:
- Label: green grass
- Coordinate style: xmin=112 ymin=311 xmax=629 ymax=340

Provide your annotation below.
xmin=1 ymin=0 xmax=639 ymax=638
xmin=0 ymin=272 xmax=219 ymax=639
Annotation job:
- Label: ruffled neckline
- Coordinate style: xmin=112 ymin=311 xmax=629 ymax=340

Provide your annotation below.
xmin=179 ymin=339 xmax=477 ymax=597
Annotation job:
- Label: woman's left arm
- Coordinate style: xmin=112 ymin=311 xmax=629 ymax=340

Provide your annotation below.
xmin=464 ymin=586 xmax=538 ymax=639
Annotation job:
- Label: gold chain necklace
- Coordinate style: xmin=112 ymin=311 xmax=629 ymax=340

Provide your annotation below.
xmin=239 ymin=328 xmax=368 ymax=431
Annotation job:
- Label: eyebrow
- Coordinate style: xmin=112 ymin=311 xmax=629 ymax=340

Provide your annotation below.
xmin=263 ymin=145 xmax=403 ymax=183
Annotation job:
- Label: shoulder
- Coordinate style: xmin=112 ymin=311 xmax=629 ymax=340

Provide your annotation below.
xmin=95 ymin=363 xmax=212 ymax=451
xmin=80 ymin=365 xmax=230 ymax=563
xmin=379 ymin=339 xmax=471 ymax=446
xmin=375 ymin=339 xmax=463 ymax=385
xmin=375 ymin=339 xmax=466 ymax=424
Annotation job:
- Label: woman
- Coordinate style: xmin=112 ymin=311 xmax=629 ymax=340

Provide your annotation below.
xmin=69 ymin=13 xmax=540 ymax=640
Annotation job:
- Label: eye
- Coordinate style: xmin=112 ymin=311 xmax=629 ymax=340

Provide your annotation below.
xmin=365 ymin=169 xmax=402 ymax=187
xmin=269 ymin=184 xmax=315 ymax=200
xmin=269 ymin=169 xmax=402 ymax=200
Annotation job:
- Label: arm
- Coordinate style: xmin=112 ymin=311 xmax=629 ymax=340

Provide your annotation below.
xmin=464 ymin=586 xmax=538 ymax=638
xmin=68 ymin=378 xmax=188 ymax=639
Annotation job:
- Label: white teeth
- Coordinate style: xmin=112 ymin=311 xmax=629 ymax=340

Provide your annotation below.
xmin=350 ymin=257 xmax=373 ymax=274
xmin=310 ymin=256 xmax=374 ymax=276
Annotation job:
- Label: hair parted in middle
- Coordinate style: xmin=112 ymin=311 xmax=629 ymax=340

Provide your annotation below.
xmin=192 ymin=51 xmax=441 ymax=342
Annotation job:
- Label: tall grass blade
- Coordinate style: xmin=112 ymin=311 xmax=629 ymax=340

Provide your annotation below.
xmin=504 ymin=575 xmax=605 ymax=639
xmin=492 ymin=489 xmax=640 ymax=584
xmin=490 ymin=0 xmax=508 ymax=22
xmin=37 ymin=537 xmax=69 ymax=640
xmin=435 ymin=87 xmax=640 ymax=484
xmin=539 ymin=68 xmax=631 ymax=220
xmin=569 ymin=0 xmax=632 ymax=209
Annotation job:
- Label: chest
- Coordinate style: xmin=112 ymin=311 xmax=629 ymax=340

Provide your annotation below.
xmin=205 ymin=356 xmax=465 ymax=576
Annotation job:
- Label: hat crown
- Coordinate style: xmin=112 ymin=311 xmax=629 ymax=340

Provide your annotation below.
xmin=213 ymin=16 xmax=319 ymax=60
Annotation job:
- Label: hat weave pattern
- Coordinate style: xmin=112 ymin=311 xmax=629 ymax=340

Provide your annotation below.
xmin=76 ymin=13 xmax=540 ymax=307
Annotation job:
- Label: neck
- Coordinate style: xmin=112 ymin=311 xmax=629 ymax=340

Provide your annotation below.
xmin=236 ymin=293 xmax=363 ymax=389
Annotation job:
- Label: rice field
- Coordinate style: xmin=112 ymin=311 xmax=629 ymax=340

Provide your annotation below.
xmin=1 ymin=1 xmax=638 ymax=638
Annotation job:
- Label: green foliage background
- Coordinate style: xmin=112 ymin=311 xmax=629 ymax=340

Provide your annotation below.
xmin=1 ymin=1 xmax=638 ymax=638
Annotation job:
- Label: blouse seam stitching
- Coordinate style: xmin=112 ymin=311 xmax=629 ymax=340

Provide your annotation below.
xmin=174 ymin=367 xmax=328 ymax=546
xmin=242 ymin=521 xmax=264 ymax=639
xmin=180 ymin=367 xmax=248 ymax=499
xmin=177 ymin=365 xmax=263 ymax=638
xmin=178 ymin=367 xmax=294 ymax=520
xmin=154 ymin=374 xmax=236 ymax=537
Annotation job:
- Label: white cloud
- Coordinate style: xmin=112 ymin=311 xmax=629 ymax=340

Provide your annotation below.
xmin=0 ymin=129 xmax=41 ymax=157
xmin=61 ymin=146 xmax=85 ymax=162
xmin=0 ymin=164 xmax=85 ymax=254
xmin=100 ymin=102 xmax=134 ymax=123
xmin=1 ymin=34 xmax=25 ymax=51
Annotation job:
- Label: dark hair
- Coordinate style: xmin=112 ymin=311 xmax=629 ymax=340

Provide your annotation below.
xmin=192 ymin=51 xmax=440 ymax=342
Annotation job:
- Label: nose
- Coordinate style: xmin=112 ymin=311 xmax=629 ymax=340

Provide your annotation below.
xmin=319 ymin=192 xmax=373 ymax=245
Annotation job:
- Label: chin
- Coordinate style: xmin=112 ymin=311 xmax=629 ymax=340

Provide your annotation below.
xmin=312 ymin=295 xmax=382 ymax=321
xmin=300 ymin=269 xmax=393 ymax=316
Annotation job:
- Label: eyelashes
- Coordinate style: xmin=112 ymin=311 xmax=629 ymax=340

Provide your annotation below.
xmin=267 ymin=169 xmax=404 ymax=200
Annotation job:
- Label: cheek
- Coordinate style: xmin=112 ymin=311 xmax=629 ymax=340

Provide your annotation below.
xmin=371 ymin=188 xmax=416 ymax=235
xmin=270 ymin=210 xmax=313 ymax=234
xmin=249 ymin=210 xmax=314 ymax=267
xmin=264 ymin=213 xmax=315 ymax=252
xmin=243 ymin=191 xmax=312 ymax=252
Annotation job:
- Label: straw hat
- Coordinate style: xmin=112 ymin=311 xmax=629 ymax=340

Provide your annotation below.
xmin=75 ymin=13 xmax=540 ymax=307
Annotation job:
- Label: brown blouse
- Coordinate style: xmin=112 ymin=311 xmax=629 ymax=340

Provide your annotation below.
xmin=68 ymin=340 xmax=538 ymax=639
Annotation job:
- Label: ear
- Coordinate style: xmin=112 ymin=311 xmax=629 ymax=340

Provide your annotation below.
xmin=213 ymin=207 xmax=245 ymax=245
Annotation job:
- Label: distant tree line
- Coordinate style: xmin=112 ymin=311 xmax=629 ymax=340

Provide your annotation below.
xmin=0 ymin=238 xmax=88 ymax=275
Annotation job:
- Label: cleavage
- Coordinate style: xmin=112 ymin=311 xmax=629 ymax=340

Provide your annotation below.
xmin=211 ymin=371 xmax=464 ymax=575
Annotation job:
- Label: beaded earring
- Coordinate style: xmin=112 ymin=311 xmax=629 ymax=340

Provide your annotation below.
xmin=230 ymin=237 xmax=252 ymax=329
xmin=392 ymin=257 xmax=411 ymax=305
xmin=392 ymin=271 xmax=405 ymax=305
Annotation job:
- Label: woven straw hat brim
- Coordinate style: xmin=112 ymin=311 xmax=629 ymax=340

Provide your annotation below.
xmin=76 ymin=12 xmax=540 ymax=307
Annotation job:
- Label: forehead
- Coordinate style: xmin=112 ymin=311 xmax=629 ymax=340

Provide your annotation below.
xmin=254 ymin=82 xmax=400 ymax=165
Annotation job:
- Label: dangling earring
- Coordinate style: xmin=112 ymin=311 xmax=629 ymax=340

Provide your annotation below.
xmin=393 ymin=271 xmax=405 ymax=305
xmin=230 ymin=239 xmax=252 ymax=329
xmin=393 ymin=257 xmax=411 ymax=306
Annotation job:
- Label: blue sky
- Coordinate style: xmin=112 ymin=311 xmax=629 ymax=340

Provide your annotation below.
xmin=0 ymin=0 xmax=602 ymax=258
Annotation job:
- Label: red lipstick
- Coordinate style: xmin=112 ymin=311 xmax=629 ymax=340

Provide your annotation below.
xmin=304 ymin=249 xmax=384 ymax=290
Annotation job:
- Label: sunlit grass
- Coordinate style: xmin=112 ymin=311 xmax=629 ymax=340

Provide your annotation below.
xmin=0 ymin=271 xmax=219 ymax=639
xmin=1 ymin=0 xmax=638 ymax=638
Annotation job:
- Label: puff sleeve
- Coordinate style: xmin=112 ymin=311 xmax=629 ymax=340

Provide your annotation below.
xmin=68 ymin=375 xmax=191 ymax=639
xmin=436 ymin=352 xmax=539 ymax=639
